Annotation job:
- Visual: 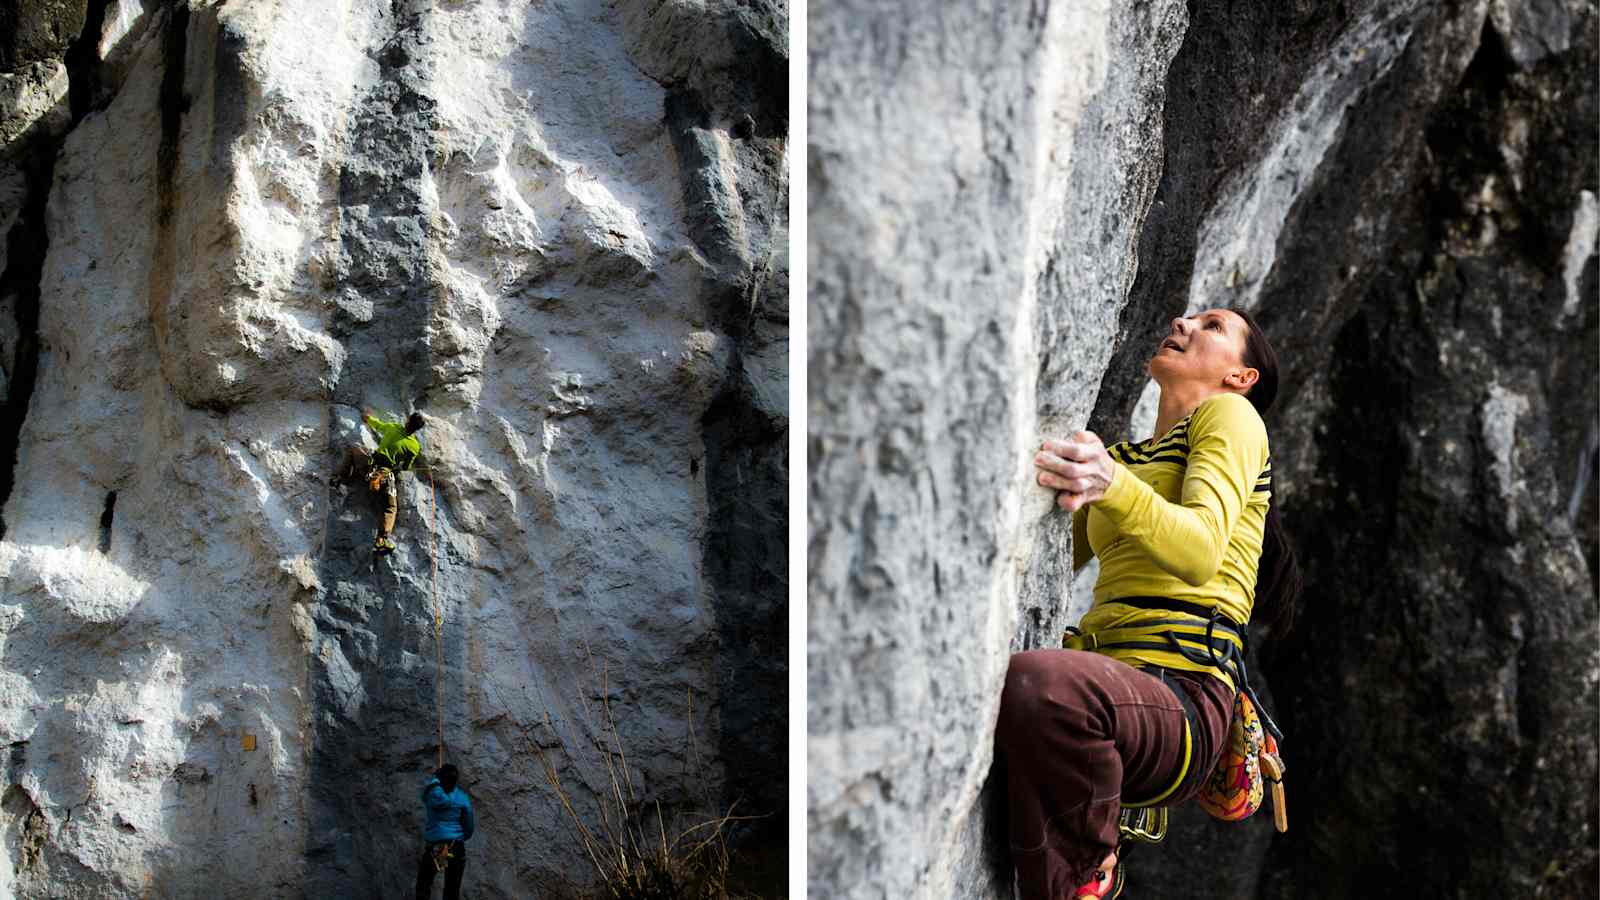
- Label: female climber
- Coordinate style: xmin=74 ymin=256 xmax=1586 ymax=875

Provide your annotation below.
xmin=998 ymin=307 xmax=1301 ymax=899
xmin=339 ymin=409 xmax=428 ymax=553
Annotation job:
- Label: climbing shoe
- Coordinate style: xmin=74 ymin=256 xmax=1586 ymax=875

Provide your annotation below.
xmin=1072 ymin=850 xmax=1123 ymax=900
xmin=373 ymin=536 xmax=397 ymax=553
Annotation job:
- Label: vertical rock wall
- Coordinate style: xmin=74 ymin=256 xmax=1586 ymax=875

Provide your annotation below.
xmin=1253 ymin=7 xmax=1598 ymax=897
xmin=0 ymin=1 xmax=787 ymax=897
xmin=1091 ymin=3 xmax=1598 ymax=897
xmin=807 ymin=2 xmax=1187 ymax=895
xmin=811 ymin=1 xmax=1595 ymax=898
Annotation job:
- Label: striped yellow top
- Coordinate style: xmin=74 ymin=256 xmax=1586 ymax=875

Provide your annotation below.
xmin=1071 ymin=392 xmax=1272 ymax=682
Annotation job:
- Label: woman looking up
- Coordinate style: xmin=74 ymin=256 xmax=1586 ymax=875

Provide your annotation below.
xmin=997 ymin=307 xmax=1301 ymax=900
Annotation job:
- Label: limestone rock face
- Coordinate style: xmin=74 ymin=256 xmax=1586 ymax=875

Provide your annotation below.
xmin=811 ymin=1 xmax=1595 ymax=898
xmin=1093 ymin=3 xmax=1597 ymax=895
xmin=0 ymin=1 xmax=787 ymax=897
xmin=807 ymin=2 xmax=1187 ymax=896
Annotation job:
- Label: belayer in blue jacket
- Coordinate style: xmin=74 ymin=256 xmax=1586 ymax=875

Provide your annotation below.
xmin=415 ymin=764 xmax=474 ymax=900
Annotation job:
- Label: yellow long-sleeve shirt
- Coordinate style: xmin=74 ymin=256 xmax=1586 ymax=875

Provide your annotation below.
xmin=1071 ymin=392 xmax=1272 ymax=683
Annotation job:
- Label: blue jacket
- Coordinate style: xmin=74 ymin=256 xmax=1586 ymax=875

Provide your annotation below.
xmin=420 ymin=778 xmax=475 ymax=843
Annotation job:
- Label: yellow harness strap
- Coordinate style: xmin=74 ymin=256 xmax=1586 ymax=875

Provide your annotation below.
xmin=1063 ymin=621 xmax=1244 ymax=654
xmin=1063 ymin=620 xmax=1245 ymax=693
xmin=1124 ymin=713 xmax=1191 ymax=808
xmin=1062 ymin=625 xmax=1210 ymax=809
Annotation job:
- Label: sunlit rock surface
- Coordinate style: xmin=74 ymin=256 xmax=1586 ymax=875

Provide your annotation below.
xmin=807 ymin=2 xmax=1188 ymax=895
xmin=0 ymin=1 xmax=787 ymax=897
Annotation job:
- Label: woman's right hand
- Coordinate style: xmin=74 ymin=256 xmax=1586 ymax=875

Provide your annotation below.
xmin=1035 ymin=431 xmax=1116 ymax=512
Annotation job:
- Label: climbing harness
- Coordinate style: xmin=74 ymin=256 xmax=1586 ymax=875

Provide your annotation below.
xmin=429 ymin=840 xmax=453 ymax=873
xmin=1065 ymin=596 xmax=1288 ymax=836
xmin=1102 ymin=668 xmax=1201 ymax=845
xmin=368 ymin=466 xmax=393 ymax=493
xmin=1120 ymin=667 xmax=1197 ymax=811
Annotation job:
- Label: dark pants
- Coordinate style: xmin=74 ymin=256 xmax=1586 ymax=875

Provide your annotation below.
xmin=996 ymin=649 xmax=1234 ymax=900
xmin=415 ymin=840 xmax=465 ymax=900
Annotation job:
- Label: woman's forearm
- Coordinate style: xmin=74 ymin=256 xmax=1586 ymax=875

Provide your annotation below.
xmin=1092 ymin=394 xmax=1266 ymax=585
xmin=1094 ymin=465 xmax=1230 ymax=585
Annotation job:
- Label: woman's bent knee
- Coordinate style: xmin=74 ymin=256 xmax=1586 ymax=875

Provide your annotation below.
xmin=1000 ymin=651 xmax=1066 ymax=736
xmin=999 ymin=650 xmax=1109 ymax=740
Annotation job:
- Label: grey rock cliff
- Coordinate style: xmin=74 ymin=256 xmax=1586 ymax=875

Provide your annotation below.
xmin=810 ymin=1 xmax=1597 ymax=898
xmin=0 ymin=1 xmax=787 ymax=897
xmin=808 ymin=2 xmax=1187 ymax=896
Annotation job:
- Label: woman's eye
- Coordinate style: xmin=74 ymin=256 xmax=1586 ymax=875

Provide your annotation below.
xmin=1206 ymin=321 xmax=1220 ymax=330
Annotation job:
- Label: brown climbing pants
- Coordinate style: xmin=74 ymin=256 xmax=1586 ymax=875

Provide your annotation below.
xmin=996 ymin=649 xmax=1234 ymax=899
xmin=341 ymin=445 xmax=400 ymax=536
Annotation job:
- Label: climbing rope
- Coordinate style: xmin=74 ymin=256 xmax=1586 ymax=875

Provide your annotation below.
xmin=430 ymin=469 xmax=444 ymax=769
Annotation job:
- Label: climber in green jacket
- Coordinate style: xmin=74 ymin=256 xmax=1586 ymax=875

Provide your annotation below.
xmin=340 ymin=410 xmax=427 ymax=553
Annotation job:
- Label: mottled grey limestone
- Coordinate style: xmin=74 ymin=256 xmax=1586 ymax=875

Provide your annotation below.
xmin=808 ymin=2 xmax=1186 ymax=896
xmin=813 ymin=1 xmax=1596 ymax=898
xmin=0 ymin=1 xmax=786 ymax=897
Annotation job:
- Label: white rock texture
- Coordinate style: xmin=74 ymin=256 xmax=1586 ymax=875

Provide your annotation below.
xmin=807 ymin=2 xmax=1187 ymax=896
xmin=0 ymin=1 xmax=787 ymax=897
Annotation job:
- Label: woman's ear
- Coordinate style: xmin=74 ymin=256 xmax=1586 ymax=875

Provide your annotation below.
xmin=1227 ymin=367 xmax=1260 ymax=391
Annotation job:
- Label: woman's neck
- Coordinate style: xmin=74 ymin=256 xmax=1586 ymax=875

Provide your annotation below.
xmin=1151 ymin=383 xmax=1228 ymax=440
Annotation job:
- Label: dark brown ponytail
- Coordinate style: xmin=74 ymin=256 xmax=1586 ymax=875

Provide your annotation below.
xmin=1229 ymin=308 xmax=1302 ymax=637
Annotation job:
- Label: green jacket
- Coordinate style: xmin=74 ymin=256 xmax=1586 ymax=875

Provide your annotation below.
xmin=365 ymin=414 xmax=422 ymax=471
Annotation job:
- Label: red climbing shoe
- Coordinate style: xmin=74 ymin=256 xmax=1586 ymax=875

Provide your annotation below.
xmin=1072 ymin=851 xmax=1123 ymax=900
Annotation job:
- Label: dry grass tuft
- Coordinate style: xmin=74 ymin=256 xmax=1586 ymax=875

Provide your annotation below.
xmin=499 ymin=656 xmax=766 ymax=900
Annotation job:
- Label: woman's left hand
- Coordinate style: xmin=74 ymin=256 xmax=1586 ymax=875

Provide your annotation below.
xmin=1036 ymin=431 xmax=1116 ymax=512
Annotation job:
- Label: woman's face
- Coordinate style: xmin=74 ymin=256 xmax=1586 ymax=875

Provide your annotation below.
xmin=1146 ymin=308 xmax=1256 ymax=391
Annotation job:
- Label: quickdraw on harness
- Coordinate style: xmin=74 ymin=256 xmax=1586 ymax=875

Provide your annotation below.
xmin=367 ymin=466 xmax=393 ymax=492
xmin=429 ymin=841 xmax=453 ymax=873
xmin=1063 ymin=596 xmax=1287 ymax=840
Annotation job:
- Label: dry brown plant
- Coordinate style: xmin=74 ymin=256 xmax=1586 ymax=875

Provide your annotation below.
xmin=493 ymin=654 xmax=766 ymax=899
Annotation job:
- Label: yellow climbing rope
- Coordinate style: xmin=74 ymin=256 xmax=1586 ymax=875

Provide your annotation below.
xmin=430 ymin=469 xmax=444 ymax=769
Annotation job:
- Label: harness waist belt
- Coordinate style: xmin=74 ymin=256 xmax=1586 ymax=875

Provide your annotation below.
xmin=1106 ymin=595 xmax=1244 ymax=627
xmin=1064 ymin=595 xmax=1283 ymax=744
